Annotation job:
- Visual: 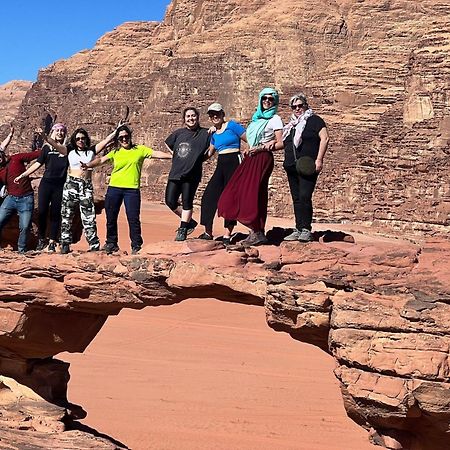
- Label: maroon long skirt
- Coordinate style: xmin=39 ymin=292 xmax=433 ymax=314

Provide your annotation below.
xmin=217 ymin=151 xmax=274 ymax=232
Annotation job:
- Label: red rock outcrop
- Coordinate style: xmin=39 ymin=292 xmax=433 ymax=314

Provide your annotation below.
xmin=5 ymin=0 xmax=449 ymax=234
xmin=0 ymin=81 xmax=32 ymax=127
xmin=1 ymin=226 xmax=449 ymax=449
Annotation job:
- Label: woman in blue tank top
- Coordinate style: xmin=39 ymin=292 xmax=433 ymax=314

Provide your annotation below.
xmin=198 ymin=103 xmax=246 ymax=244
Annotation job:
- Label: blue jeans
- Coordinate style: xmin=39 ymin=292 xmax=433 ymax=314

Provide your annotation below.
xmin=105 ymin=186 xmax=142 ymax=250
xmin=0 ymin=193 xmax=34 ymax=251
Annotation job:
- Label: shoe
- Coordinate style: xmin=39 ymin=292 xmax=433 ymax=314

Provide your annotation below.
xmin=243 ymin=231 xmax=268 ymax=247
xmin=103 ymin=243 xmax=119 ymax=254
xmin=131 ymin=247 xmax=141 ymax=255
xmin=47 ymin=242 xmax=56 ymax=253
xmin=222 ymin=237 xmax=231 ymax=245
xmin=186 ymin=219 xmax=197 ymax=235
xmin=175 ymin=227 xmax=188 ymax=241
xmin=18 ymin=248 xmax=26 ymax=254
xmin=36 ymin=238 xmax=47 ymax=251
xmin=298 ymin=228 xmax=313 ymax=242
xmin=198 ymin=232 xmax=213 ymax=240
xmin=88 ymin=244 xmax=100 ymax=252
xmin=60 ymin=244 xmax=70 ymax=254
xmin=284 ymin=229 xmax=302 ymax=241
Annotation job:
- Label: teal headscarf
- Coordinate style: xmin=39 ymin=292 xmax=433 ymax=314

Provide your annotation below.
xmin=246 ymin=87 xmax=280 ymax=147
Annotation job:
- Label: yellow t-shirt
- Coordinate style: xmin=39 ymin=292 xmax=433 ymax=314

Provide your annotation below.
xmin=106 ymin=145 xmax=154 ymax=189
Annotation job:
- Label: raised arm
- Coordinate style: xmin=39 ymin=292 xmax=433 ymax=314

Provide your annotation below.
xmin=0 ymin=124 xmax=14 ymax=151
xmin=315 ymin=127 xmax=329 ymax=173
xmin=36 ymin=128 xmax=68 ymax=155
xmin=94 ymin=121 xmax=128 ymax=154
xmin=14 ymin=161 xmax=43 ymax=183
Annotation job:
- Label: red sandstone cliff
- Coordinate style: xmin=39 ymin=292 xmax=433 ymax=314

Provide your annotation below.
xmin=6 ymin=0 xmax=449 ymax=234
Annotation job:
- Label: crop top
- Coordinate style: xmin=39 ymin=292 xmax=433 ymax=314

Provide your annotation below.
xmin=210 ymin=120 xmax=246 ymax=152
xmin=67 ymin=144 xmax=96 ymax=169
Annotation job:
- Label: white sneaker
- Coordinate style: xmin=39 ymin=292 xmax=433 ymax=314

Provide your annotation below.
xmin=298 ymin=228 xmax=313 ymax=242
xmin=284 ymin=229 xmax=301 ymax=241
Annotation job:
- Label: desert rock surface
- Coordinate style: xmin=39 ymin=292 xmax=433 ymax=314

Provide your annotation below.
xmin=1 ymin=205 xmax=448 ymax=449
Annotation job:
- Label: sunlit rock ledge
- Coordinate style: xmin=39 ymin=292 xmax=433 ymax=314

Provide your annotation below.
xmin=0 ymin=226 xmax=449 ymax=450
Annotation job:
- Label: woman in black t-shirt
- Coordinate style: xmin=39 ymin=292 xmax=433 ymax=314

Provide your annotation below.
xmin=282 ymin=93 xmax=329 ymax=242
xmin=15 ymin=123 xmax=68 ymax=252
xmin=164 ymin=107 xmax=210 ymax=241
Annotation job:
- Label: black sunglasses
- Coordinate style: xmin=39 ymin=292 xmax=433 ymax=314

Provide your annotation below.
xmin=262 ymin=96 xmax=274 ymax=101
xmin=291 ymin=104 xmax=305 ymax=110
xmin=75 ymin=136 xmax=87 ymax=141
xmin=118 ymin=135 xmax=130 ymax=141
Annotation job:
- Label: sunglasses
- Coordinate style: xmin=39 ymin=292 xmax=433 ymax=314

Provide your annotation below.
xmin=118 ymin=135 xmax=130 ymax=141
xmin=291 ymin=104 xmax=305 ymax=110
xmin=262 ymin=96 xmax=275 ymax=102
xmin=75 ymin=136 xmax=86 ymax=141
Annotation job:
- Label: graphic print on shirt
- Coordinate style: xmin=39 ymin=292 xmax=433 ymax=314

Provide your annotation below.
xmin=177 ymin=142 xmax=191 ymax=159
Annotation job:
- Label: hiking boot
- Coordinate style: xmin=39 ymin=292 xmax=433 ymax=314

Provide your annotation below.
xmin=60 ymin=244 xmax=70 ymax=254
xmin=186 ymin=219 xmax=198 ymax=235
xmin=298 ymin=228 xmax=313 ymax=242
xmin=103 ymin=243 xmax=119 ymax=254
xmin=36 ymin=238 xmax=47 ymax=251
xmin=175 ymin=227 xmax=188 ymax=241
xmin=283 ymin=229 xmax=302 ymax=241
xmin=198 ymin=232 xmax=213 ymax=240
xmin=131 ymin=246 xmax=141 ymax=255
xmin=47 ymin=242 xmax=56 ymax=253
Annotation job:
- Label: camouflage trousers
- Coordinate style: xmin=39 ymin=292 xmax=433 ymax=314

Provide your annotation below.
xmin=60 ymin=176 xmax=100 ymax=248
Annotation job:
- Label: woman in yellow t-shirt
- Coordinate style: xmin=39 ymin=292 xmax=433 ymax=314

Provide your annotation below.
xmin=84 ymin=125 xmax=171 ymax=254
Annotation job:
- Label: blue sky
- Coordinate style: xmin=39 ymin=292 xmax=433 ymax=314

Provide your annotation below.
xmin=0 ymin=0 xmax=170 ymax=85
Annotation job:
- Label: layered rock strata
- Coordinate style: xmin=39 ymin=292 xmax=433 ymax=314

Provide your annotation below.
xmin=0 ymin=227 xmax=449 ymax=449
xmin=6 ymin=0 xmax=449 ymax=234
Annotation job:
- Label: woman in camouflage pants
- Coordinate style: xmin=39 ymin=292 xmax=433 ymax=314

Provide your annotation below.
xmin=38 ymin=125 xmax=119 ymax=253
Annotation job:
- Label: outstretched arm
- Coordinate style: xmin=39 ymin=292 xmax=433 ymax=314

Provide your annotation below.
xmin=0 ymin=124 xmax=14 ymax=151
xmin=152 ymin=150 xmax=172 ymax=159
xmin=36 ymin=127 xmax=68 ymax=155
xmin=14 ymin=161 xmax=43 ymax=183
xmin=82 ymin=154 xmax=111 ymax=169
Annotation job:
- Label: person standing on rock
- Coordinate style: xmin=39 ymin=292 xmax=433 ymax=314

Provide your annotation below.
xmin=218 ymin=87 xmax=284 ymax=246
xmin=36 ymin=125 xmax=119 ymax=254
xmin=14 ymin=124 xmax=68 ymax=252
xmin=82 ymin=124 xmax=171 ymax=255
xmin=282 ymin=93 xmax=329 ymax=243
xmin=164 ymin=107 xmax=211 ymax=242
xmin=0 ymin=147 xmax=41 ymax=253
xmin=198 ymin=103 xmax=246 ymax=244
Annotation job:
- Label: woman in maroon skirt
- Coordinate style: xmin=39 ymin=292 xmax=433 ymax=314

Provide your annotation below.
xmin=218 ymin=87 xmax=284 ymax=246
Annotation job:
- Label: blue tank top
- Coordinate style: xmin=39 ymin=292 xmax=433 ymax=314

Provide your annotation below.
xmin=210 ymin=120 xmax=245 ymax=152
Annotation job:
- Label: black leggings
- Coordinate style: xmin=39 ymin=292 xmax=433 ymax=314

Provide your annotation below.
xmin=200 ymin=152 xmax=241 ymax=229
xmin=38 ymin=177 xmax=65 ymax=241
xmin=284 ymin=164 xmax=318 ymax=231
xmin=165 ymin=176 xmax=201 ymax=211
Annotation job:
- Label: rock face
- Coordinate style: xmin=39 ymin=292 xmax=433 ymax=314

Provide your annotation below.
xmin=6 ymin=0 xmax=449 ymax=234
xmin=0 ymin=81 xmax=32 ymax=127
xmin=0 ymin=227 xmax=449 ymax=450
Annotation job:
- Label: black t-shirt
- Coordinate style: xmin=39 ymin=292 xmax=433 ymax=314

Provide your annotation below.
xmin=283 ymin=115 xmax=326 ymax=167
xmin=37 ymin=144 xmax=68 ymax=180
xmin=165 ymin=127 xmax=210 ymax=180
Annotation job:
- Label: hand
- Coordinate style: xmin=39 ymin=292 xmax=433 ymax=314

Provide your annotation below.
xmin=80 ymin=162 xmax=89 ymax=171
xmin=14 ymin=174 xmax=23 ymax=184
xmin=315 ymin=158 xmax=323 ymax=173
xmin=9 ymin=123 xmax=14 ymax=135
xmin=208 ymin=126 xmax=217 ymax=134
